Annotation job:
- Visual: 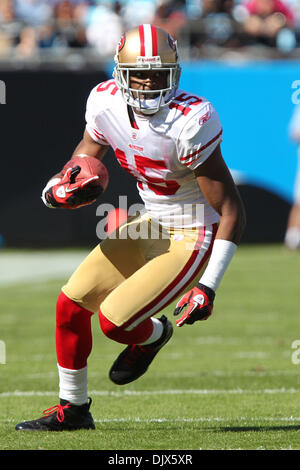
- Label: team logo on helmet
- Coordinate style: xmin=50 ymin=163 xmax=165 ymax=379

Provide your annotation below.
xmin=168 ymin=34 xmax=177 ymax=52
xmin=118 ymin=33 xmax=126 ymax=52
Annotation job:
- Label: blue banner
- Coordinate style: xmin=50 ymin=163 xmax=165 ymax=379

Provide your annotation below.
xmin=180 ymin=60 xmax=300 ymax=202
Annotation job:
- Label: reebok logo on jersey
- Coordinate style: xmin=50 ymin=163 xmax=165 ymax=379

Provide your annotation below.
xmin=199 ymin=110 xmax=211 ymax=126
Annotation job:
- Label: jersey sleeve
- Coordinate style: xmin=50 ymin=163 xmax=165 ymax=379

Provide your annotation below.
xmin=85 ymin=86 xmax=110 ymax=146
xmin=177 ymin=102 xmax=223 ymax=170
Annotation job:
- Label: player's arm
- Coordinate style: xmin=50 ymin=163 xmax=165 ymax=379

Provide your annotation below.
xmin=194 ymin=144 xmax=245 ymax=244
xmin=47 ymin=130 xmax=109 ymax=181
xmin=42 ymin=130 xmax=110 ymax=209
xmin=71 ymin=129 xmax=109 ymax=162
xmin=174 ymin=144 xmax=246 ymax=326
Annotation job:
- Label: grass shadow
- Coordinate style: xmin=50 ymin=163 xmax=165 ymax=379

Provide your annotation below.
xmin=218 ymin=425 xmax=300 ymax=433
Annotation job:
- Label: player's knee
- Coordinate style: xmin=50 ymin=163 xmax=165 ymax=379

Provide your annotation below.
xmin=99 ymin=309 xmax=153 ymax=345
xmin=56 ymin=291 xmax=93 ymax=327
xmin=99 ymin=309 xmax=124 ymax=341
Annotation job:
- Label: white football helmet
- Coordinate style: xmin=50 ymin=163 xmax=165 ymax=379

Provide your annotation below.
xmin=113 ymin=24 xmax=181 ymax=115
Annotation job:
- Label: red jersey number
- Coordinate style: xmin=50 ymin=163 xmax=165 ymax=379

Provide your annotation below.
xmin=169 ymin=93 xmax=202 ymax=116
xmin=115 ymin=149 xmax=180 ymax=196
xmin=97 ymin=80 xmax=118 ymax=96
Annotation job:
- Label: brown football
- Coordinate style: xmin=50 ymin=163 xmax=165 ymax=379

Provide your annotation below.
xmin=63 ymin=155 xmax=109 ymax=192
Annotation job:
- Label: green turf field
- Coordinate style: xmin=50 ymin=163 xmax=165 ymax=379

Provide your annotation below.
xmin=0 ymin=245 xmax=299 ymax=450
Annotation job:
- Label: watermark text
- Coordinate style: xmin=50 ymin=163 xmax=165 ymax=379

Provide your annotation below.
xmin=95 ymin=195 xmax=205 ymax=245
xmin=291 ymin=340 xmax=300 ymax=365
xmin=0 ymin=340 xmax=6 ymax=364
xmin=0 ymin=80 xmax=6 ymax=104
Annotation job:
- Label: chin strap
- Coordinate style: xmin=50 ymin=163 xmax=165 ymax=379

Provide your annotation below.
xmin=125 ymin=88 xmax=177 ymax=114
xmin=133 ymin=94 xmax=166 ymax=114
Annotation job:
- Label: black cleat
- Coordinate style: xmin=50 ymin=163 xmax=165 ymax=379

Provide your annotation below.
xmin=15 ymin=397 xmax=95 ymax=431
xmin=109 ymin=315 xmax=173 ymax=385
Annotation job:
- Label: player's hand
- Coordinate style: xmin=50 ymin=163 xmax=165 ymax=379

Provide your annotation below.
xmin=43 ymin=166 xmax=101 ymax=209
xmin=173 ymin=283 xmax=215 ymax=327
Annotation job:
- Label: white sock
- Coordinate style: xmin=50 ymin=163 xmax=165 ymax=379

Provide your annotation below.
xmin=138 ymin=317 xmax=164 ymax=345
xmin=58 ymin=364 xmax=88 ymax=405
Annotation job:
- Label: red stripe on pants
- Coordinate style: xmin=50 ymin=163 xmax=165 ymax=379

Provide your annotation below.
xmin=124 ymin=223 xmax=218 ymax=330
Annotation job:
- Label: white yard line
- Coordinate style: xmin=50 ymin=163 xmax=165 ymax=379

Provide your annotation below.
xmin=93 ymin=416 xmax=300 ymax=423
xmin=0 ymin=251 xmax=89 ymax=286
xmin=1 ymin=388 xmax=300 ymax=398
xmin=2 ymin=416 xmax=300 ymax=425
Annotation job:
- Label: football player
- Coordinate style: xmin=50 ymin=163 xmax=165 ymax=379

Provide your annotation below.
xmin=284 ymin=104 xmax=300 ymax=250
xmin=16 ymin=24 xmax=246 ymax=431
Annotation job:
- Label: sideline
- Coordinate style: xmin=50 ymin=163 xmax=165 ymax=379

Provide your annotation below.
xmin=0 ymin=251 xmax=89 ymax=286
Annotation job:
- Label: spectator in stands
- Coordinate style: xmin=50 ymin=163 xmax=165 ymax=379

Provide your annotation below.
xmin=52 ymin=0 xmax=88 ymax=48
xmin=153 ymin=0 xmax=187 ymax=39
xmin=38 ymin=23 xmax=57 ymax=48
xmin=189 ymin=0 xmax=240 ymax=49
xmin=85 ymin=1 xmax=124 ymax=58
xmin=2 ymin=0 xmax=297 ymax=61
xmin=14 ymin=25 xmax=38 ymax=59
xmin=238 ymin=0 xmax=295 ymax=47
xmin=120 ymin=0 xmax=156 ymax=29
xmin=0 ymin=0 xmax=22 ymax=55
xmin=14 ymin=0 xmax=53 ymax=27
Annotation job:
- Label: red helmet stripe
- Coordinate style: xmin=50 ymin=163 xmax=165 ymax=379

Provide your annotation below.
xmin=151 ymin=25 xmax=158 ymax=56
xmin=139 ymin=24 xmax=145 ymax=56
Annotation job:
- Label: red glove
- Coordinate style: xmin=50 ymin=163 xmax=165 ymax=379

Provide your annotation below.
xmin=173 ymin=283 xmax=215 ymax=327
xmin=44 ymin=166 xmax=101 ymax=209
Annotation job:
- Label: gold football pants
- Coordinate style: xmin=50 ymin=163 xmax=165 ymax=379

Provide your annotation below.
xmin=62 ymin=214 xmax=217 ymax=329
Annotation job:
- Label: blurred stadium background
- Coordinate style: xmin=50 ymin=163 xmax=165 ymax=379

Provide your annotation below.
xmin=0 ymin=0 xmax=299 ymax=247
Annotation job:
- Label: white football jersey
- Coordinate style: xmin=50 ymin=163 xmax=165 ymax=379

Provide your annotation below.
xmin=85 ymin=79 xmax=223 ymax=228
